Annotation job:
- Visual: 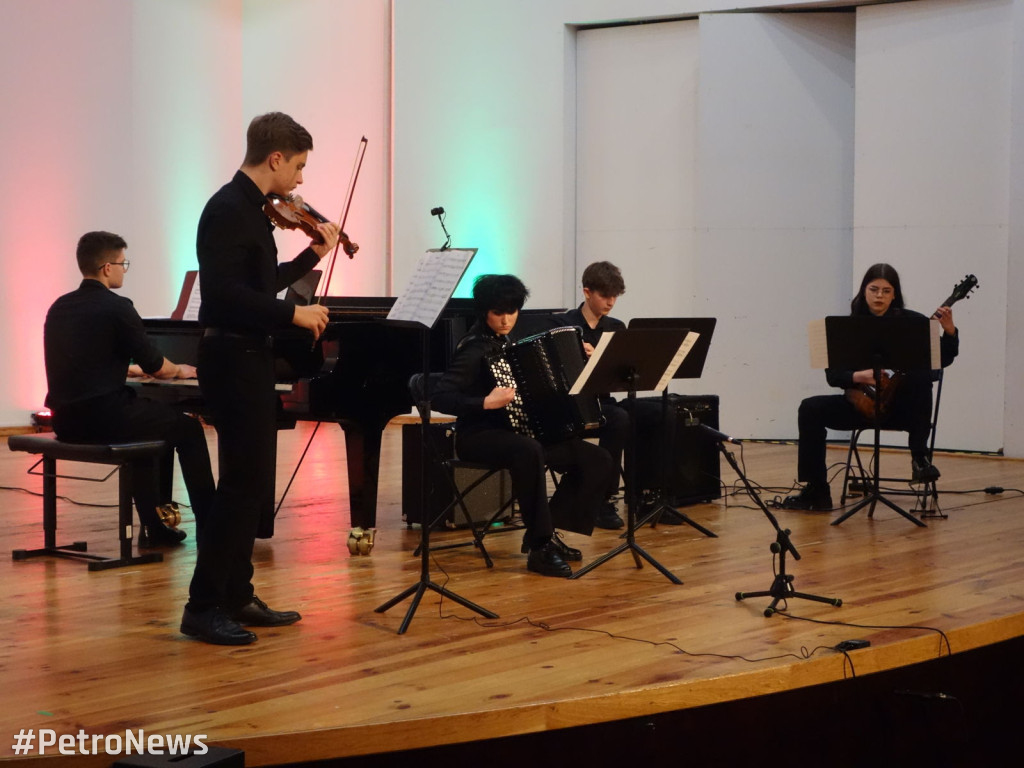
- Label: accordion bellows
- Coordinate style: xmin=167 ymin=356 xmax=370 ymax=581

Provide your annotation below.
xmin=488 ymin=326 xmax=603 ymax=444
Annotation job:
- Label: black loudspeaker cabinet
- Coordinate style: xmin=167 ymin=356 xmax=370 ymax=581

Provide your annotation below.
xmin=634 ymin=394 xmax=721 ymax=506
xmin=402 ymin=423 xmax=512 ymax=527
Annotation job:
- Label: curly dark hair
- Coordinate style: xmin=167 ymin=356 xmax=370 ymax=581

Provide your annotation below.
xmin=472 ymin=274 xmax=529 ymax=322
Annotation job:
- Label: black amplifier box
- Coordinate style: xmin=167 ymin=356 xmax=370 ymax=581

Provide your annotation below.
xmin=633 ymin=394 xmax=721 ymax=506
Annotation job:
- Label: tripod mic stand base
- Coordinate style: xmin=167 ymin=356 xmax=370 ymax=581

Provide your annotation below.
xmin=735 ymin=532 xmax=842 ymax=617
xmin=735 ymin=580 xmax=843 ymax=618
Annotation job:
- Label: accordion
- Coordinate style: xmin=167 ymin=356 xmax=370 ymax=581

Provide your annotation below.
xmin=488 ymin=326 xmax=604 ymax=444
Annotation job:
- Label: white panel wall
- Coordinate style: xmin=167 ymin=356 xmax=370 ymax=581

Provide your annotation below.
xmin=855 ymin=0 xmax=1013 ymax=452
xmin=1006 ymin=0 xmax=1024 ymax=456
xmin=242 ymin=0 xmax=392 ymax=297
xmin=575 ymin=21 xmax=699 ymax=322
xmin=694 ymin=13 xmax=856 ymax=439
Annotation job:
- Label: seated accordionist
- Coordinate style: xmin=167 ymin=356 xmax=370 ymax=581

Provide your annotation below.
xmin=432 ymin=274 xmax=612 ymax=578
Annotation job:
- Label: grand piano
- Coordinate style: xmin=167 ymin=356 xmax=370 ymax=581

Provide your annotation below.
xmin=137 ymin=296 xmax=484 ymax=533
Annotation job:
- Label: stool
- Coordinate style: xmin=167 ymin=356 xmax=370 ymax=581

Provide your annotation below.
xmin=8 ymin=434 xmax=168 ymax=571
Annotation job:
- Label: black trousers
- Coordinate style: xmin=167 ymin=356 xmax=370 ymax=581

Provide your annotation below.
xmin=797 ymin=378 xmax=934 ymax=486
xmin=455 ymin=428 xmax=611 ymax=546
xmin=52 ymin=389 xmax=214 ymax=529
xmin=188 ymin=336 xmax=278 ymax=612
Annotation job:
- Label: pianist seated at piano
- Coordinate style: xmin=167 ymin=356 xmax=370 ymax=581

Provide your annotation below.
xmin=432 ymin=274 xmax=612 ymax=578
xmin=43 ymin=231 xmax=216 ymax=548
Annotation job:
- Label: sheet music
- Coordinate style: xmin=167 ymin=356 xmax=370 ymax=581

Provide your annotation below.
xmin=387 ymin=248 xmax=475 ymax=327
xmin=808 ymin=318 xmax=828 ymax=369
xmin=654 ymin=331 xmax=699 ymax=391
xmin=929 ymin=318 xmax=941 ymax=369
xmin=183 ymin=275 xmax=202 ymax=321
xmin=569 ymin=332 xmax=613 ymax=396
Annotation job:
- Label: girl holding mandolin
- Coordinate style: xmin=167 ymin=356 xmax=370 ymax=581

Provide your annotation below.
xmin=782 ymin=263 xmax=960 ymax=512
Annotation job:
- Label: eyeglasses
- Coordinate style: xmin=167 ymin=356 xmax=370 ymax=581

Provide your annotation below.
xmin=867 ymin=286 xmax=892 ymax=296
xmin=105 ymin=260 xmax=130 ymax=272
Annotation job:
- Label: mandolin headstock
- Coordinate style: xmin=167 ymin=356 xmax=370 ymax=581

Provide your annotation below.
xmin=941 ymin=274 xmax=978 ymax=307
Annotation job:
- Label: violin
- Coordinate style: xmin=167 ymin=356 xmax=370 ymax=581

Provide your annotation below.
xmin=263 ymin=194 xmax=358 ymax=257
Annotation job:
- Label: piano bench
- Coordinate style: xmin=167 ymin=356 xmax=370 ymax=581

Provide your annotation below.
xmin=7 ymin=434 xmax=168 ymax=571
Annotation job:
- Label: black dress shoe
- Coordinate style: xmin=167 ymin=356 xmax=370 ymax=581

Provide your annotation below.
xmin=229 ymin=596 xmax=301 ymax=627
xmin=781 ymin=483 xmax=833 ymax=512
xmin=139 ymin=522 xmax=187 ymax=548
xmin=526 ymin=540 xmax=572 ymax=578
xmin=594 ymin=502 xmax=624 ymax=530
xmin=912 ymin=458 xmax=940 ymax=483
xmin=521 ymin=531 xmax=582 ymax=561
xmin=181 ymin=606 xmax=257 ymax=646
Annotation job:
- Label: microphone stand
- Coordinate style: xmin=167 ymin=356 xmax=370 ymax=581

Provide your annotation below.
xmin=725 ymin=437 xmax=842 ymax=617
xmin=431 ymin=206 xmax=451 ymax=251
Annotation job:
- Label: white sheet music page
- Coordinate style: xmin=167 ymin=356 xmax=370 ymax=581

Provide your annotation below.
xmin=655 ymin=331 xmax=699 ymax=391
xmin=569 ymin=332 xmax=614 ymax=396
xmin=183 ymin=275 xmax=202 ymax=321
xmin=808 ymin=318 xmax=828 ymax=369
xmin=388 ymin=248 xmax=475 ymax=327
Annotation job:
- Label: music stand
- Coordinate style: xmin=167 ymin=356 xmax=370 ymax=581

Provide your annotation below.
xmin=568 ymin=328 xmax=695 ymax=583
xmin=374 ymin=248 xmax=499 ymax=633
xmin=815 ymin=315 xmax=937 ymax=528
xmin=627 ymin=317 xmax=717 ymax=536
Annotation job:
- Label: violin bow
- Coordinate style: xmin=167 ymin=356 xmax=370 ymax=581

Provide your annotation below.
xmin=317 ymin=136 xmax=368 ymax=303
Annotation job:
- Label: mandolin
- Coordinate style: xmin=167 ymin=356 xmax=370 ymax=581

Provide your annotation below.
xmin=845 ymin=274 xmax=978 ymax=420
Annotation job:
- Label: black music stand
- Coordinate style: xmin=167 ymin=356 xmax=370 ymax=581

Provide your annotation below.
xmin=628 ymin=317 xmax=717 ymax=536
xmin=374 ymin=248 xmax=498 ymax=633
xmin=822 ymin=315 xmax=935 ymax=529
xmin=569 ymin=328 xmax=692 ymax=583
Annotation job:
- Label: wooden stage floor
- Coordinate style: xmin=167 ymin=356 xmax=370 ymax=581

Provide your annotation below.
xmin=2 ymin=423 xmax=1024 ymax=766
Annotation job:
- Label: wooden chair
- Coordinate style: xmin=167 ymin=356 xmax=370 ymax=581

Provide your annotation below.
xmin=8 ymin=433 xmax=167 ymax=570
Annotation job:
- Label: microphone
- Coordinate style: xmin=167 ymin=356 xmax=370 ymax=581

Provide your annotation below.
xmin=430 ymin=206 xmax=451 ymax=250
xmin=697 ymin=423 xmax=741 ymax=445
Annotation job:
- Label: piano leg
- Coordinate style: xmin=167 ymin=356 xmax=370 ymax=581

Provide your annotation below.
xmin=338 ymin=421 xmax=383 ymax=530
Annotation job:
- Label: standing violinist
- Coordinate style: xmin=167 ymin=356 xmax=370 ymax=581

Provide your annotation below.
xmin=782 ymin=263 xmax=959 ymax=512
xmin=181 ymin=112 xmax=339 ymax=646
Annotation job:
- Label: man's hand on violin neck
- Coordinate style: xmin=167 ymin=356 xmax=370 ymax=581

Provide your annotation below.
xmin=293 ymin=303 xmax=330 ymax=339
xmin=311 ymin=222 xmax=340 ymax=258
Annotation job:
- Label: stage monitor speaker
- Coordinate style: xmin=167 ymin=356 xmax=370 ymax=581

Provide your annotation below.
xmin=634 ymin=394 xmax=721 ymax=506
xmin=401 ymin=423 xmax=512 ymax=527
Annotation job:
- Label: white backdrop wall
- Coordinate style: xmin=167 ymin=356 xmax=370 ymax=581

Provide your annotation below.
xmin=394 ymin=0 xmax=1023 ymax=453
xmin=854 ymin=0 xmax=1013 ymax=452
xmin=0 ymin=0 xmax=389 ymax=427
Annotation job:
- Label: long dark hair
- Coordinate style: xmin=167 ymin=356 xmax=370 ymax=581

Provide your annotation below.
xmin=850 ymin=263 xmax=905 ymax=315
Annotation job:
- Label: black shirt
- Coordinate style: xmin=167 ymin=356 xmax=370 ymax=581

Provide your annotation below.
xmin=432 ymin=323 xmax=513 ymax=436
xmin=556 ymin=303 xmax=626 ymax=349
xmin=44 ymin=279 xmax=164 ymax=409
xmin=196 ymin=170 xmax=319 ymax=334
